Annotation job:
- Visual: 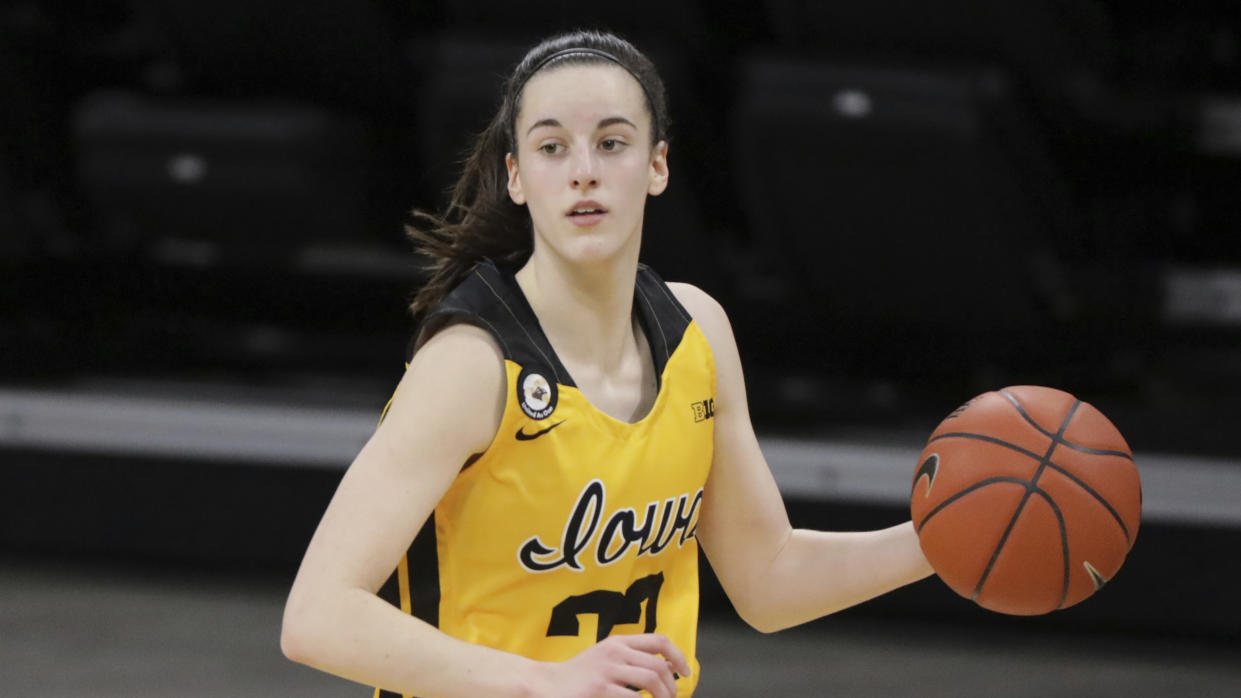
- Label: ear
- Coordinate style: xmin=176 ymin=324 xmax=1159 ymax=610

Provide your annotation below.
xmin=505 ymin=152 xmax=526 ymax=205
xmin=647 ymin=140 xmax=669 ymax=197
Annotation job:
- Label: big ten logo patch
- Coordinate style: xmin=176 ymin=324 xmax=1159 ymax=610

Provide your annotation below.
xmin=691 ymin=397 xmax=715 ymax=423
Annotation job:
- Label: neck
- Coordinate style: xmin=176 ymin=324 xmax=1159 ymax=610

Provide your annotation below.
xmin=515 ymin=246 xmax=640 ymax=374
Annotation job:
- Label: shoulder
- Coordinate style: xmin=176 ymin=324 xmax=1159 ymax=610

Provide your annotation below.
xmin=667 ymin=281 xmax=723 ymax=317
xmin=412 ymin=321 xmax=505 ymax=370
xmin=407 ymin=322 xmax=506 ymax=403
xmin=668 ymin=282 xmax=750 ymax=414
xmin=388 ymin=321 xmax=507 ymax=453
xmin=667 ymin=282 xmax=734 ymax=348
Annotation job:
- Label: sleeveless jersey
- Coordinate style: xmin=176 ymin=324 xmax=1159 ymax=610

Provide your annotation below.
xmin=374 ymin=258 xmax=715 ymax=698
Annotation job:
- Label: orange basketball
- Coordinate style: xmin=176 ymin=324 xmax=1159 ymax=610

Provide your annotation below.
xmin=910 ymin=386 xmax=1141 ymax=615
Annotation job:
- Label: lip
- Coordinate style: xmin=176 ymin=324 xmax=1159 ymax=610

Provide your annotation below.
xmin=565 ymin=200 xmax=609 ymax=226
xmin=565 ymin=199 xmax=608 ymax=216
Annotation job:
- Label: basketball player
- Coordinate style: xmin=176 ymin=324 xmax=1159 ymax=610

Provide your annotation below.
xmin=281 ymin=30 xmax=934 ymax=698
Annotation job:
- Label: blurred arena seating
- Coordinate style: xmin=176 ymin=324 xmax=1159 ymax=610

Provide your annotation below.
xmin=76 ymin=0 xmax=423 ymax=261
xmin=75 ymin=93 xmax=372 ymax=261
xmin=729 ymin=57 xmax=1083 ymax=377
xmin=2 ymin=0 xmax=1241 ymax=641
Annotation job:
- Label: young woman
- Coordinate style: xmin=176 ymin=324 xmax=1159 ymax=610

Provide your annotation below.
xmin=281 ymin=30 xmax=934 ymax=698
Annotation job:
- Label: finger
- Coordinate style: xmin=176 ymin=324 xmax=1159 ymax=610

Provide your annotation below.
xmin=609 ymin=664 xmax=670 ymax=698
xmin=621 ymin=647 xmax=678 ymax=697
xmin=618 ymin=634 xmax=692 ymax=679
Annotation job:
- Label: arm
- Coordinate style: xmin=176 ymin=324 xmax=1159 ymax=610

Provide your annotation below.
xmin=281 ymin=323 xmax=536 ymax=695
xmin=280 ymin=324 xmax=690 ymax=698
xmin=670 ymin=284 xmax=934 ymax=634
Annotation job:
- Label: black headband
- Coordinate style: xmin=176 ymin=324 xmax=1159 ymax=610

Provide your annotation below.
xmin=529 ymin=47 xmax=630 ymax=76
xmin=517 ymin=47 xmax=661 ymax=137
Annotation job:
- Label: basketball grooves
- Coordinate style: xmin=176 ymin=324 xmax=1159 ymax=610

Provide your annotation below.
xmin=922 ymin=394 xmax=1135 ymax=544
xmin=917 ymin=393 xmax=1133 ymax=611
xmin=998 ymin=390 xmax=1134 ymax=460
xmin=977 ymin=399 xmax=1078 ymax=607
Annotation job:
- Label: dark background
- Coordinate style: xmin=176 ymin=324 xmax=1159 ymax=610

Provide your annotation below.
xmin=5 ymin=1 xmax=1241 ymax=433
xmin=2 ymin=1 xmax=1241 ymax=695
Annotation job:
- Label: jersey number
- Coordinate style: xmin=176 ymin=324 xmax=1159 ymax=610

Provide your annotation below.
xmin=546 ymin=572 xmax=665 ymax=642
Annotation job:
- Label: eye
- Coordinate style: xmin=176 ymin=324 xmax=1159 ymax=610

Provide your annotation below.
xmin=599 ymin=138 xmax=627 ymax=152
xmin=538 ymin=142 xmax=565 ymax=155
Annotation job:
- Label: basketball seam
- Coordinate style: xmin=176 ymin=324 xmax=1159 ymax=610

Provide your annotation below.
xmin=999 ymin=389 xmax=1056 ymax=438
xmin=928 ymin=431 xmax=1134 ymax=546
xmin=971 ymin=399 xmax=1081 ymax=605
xmin=1053 ymin=440 xmax=1133 ymax=461
xmin=1029 ymin=489 xmax=1071 ymax=610
xmin=1042 ymin=461 xmax=1133 ymax=545
xmin=915 ymin=476 xmax=1030 ymax=534
xmin=928 ymin=432 xmax=1043 ymax=462
xmin=1000 ymin=389 xmax=1132 ymax=461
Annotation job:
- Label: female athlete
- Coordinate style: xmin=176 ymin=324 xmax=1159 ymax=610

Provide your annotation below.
xmin=281 ymin=29 xmax=934 ymax=698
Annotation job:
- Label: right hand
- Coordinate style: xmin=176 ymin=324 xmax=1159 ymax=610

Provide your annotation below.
xmin=536 ymin=633 xmax=692 ymax=698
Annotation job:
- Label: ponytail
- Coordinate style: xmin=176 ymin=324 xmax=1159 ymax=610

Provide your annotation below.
xmin=406 ymin=103 xmax=529 ymax=320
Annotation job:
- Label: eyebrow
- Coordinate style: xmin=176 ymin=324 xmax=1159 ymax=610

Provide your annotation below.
xmin=525 ymin=116 xmax=639 ymax=136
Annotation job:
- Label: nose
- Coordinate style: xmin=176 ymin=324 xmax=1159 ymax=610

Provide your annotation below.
xmin=570 ymin=149 xmax=599 ymax=191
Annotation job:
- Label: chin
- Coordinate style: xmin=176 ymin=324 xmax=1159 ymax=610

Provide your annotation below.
xmin=558 ymin=241 xmax=625 ymax=267
xmin=544 ymin=226 xmax=641 ymax=267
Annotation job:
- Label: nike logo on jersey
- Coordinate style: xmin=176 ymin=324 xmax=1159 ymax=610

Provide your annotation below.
xmin=515 ymin=420 xmax=565 ymax=441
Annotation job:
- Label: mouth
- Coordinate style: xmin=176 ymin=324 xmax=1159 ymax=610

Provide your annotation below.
xmin=566 ymin=201 xmax=608 ymax=216
xmin=566 ymin=201 xmax=609 ymax=226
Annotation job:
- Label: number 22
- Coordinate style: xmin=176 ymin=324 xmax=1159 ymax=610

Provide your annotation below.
xmin=545 ymin=572 xmax=665 ymax=642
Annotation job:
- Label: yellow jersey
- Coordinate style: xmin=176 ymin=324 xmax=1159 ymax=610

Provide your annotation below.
xmin=375 ymin=259 xmax=716 ymax=698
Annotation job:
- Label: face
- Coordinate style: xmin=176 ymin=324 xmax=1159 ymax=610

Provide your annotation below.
xmin=506 ymin=63 xmax=669 ymax=266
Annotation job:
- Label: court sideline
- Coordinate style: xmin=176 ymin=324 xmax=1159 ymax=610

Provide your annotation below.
xmin=3 ymin=559 xmax=1238 ymax=697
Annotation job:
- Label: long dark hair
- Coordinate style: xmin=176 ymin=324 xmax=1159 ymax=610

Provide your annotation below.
xmin=407 ymin=30 xmax=670 ymax=319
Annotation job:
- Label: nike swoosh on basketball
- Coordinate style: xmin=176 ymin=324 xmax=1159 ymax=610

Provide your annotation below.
xmin=515 ymin=420 xmax=566 ymax=441
xmin=914 ymin=453 xmax=940 ymax=498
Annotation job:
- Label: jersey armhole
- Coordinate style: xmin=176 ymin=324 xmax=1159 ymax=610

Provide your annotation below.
xmin=407 ymin=304 xmax=513 ymax=471
xmin=413 ymin=309 xmax=515 ymax=474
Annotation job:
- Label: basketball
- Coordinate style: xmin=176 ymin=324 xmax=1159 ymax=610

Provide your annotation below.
xmin=910 ymin=386 xmax=1142 ymax=615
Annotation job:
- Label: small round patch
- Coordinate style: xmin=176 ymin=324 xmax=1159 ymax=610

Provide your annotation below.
xmin=518 ymin=368 xmax=557 ymax=420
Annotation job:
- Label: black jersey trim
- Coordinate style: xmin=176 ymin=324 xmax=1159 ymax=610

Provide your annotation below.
xmin=375 ymin=563 xmax=402 ymax=610
xmin=635 ymin=286 xmax=669 ymax=369
xmin=375 ymin=532 xmax=436 ymax=698
xmin=474 ymin=269 xmax=567 ymax=385
xmin=373 ymin=517 xmax=440 ymax=698
xmin=412 ymin=259 xmax=693 ymax=391
xmin=407 ymin=514 xmax=441 ymax=628
xmin=634 ymin=263 xmax=692 ymax=386
xmin=414 ymin=260 xmax=573 ymax=386
xmin=376 ymin=516 xmax=441 ymax=628
xmin=639 ymin=263 xmax=693 ymax=324
xmin=415 ymin=308 xmax=514 ymax=360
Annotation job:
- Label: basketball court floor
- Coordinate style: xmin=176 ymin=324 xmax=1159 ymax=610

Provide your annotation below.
xmin=4 ymin=557 xmax=1238 ymax=698
xmin=3 ymin=382 xmax=1241 ymax=697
